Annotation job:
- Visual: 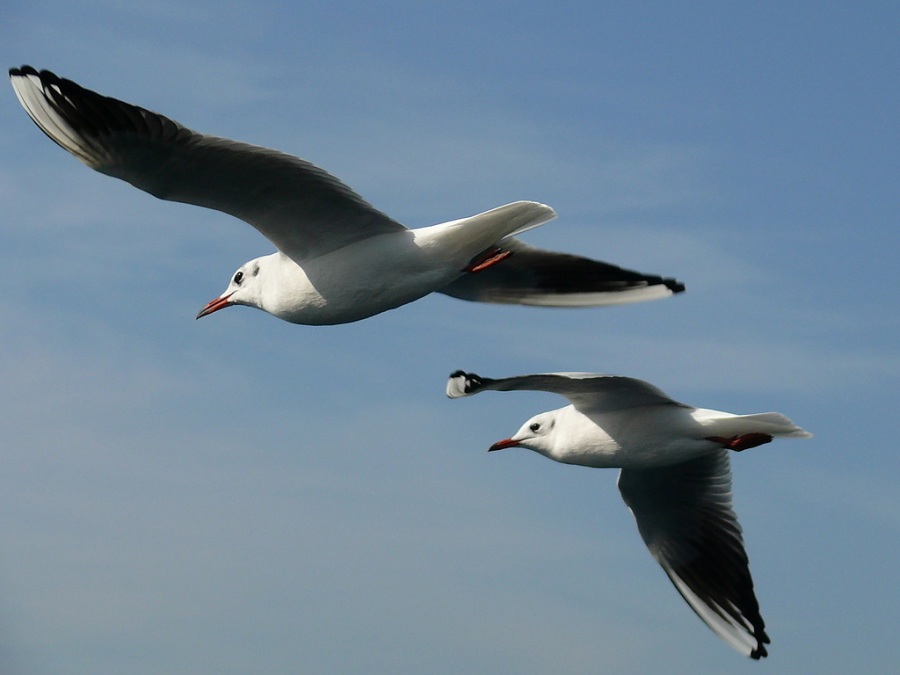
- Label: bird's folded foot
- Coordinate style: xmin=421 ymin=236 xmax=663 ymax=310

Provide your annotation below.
xmin=464 ymin=247 xmax=513 ymax=273
xmin=706 ymin=432 xmax=774 ymax=452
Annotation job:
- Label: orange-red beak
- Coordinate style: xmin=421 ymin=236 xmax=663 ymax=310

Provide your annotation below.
xmin=196 ymin=292 xmax=234 ymax=319
xmin=488 ymin=438 xmax=520 ymax=452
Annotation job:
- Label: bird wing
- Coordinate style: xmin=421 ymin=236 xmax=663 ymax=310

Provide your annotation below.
xmin=439 ymin=237 xmax=684 ymax=306
xmin=446 ymin=370 xmax=689 ymax=413
xmin=617 ymin=451 xmax=770 ymax=659
xmin=9 ymin=66 xmax=407 ymax=263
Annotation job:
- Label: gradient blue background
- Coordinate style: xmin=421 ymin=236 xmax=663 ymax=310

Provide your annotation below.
xmin=1 ymin=1 xmax=897 ymax=673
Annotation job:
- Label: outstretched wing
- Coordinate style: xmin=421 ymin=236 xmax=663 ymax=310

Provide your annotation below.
xmin=618 ymin=452 xmax=770 ymax=659
xmin=446 ymin=370 xmax=688 ymax=414
xmin=440 ymin=237 xmax=684 ymax=307
xmin=9 ymin=66 xmax=407 ymax=263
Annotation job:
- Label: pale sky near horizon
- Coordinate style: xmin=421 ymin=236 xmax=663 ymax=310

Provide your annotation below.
xmin=0 ymin=2 xmax=897 ymax=673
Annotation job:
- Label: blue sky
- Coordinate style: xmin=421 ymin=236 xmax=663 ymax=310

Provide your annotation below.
xmin=1 ymin=1 xmax=897 ymax=673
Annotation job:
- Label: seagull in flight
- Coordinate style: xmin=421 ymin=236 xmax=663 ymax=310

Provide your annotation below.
xmin=446 ymin=369 xmax=811 ymax=658
xmin=9 ymin=66 xmax=684 ymax=325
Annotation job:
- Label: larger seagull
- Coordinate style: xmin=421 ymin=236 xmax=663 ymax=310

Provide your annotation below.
xmin=446 ymin=370 xmax=812 ymax=659
xmin=10 ymin=66 xmax=684 ymax=325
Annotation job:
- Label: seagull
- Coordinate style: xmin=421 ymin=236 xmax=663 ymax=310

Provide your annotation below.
xmin=446 ymin=370 xmax=811 ymax=659
xmin=9 ymin=66 xmax=685 ymax=325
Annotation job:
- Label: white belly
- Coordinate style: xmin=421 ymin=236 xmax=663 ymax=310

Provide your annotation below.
xmin=270 ymin=234 xmax=462 ymax=325
xmin=552 ymin=406 xmax=721 ymax=469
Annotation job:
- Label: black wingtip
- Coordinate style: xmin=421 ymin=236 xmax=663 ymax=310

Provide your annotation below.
xmin=9 ymin=65 xmax=37 ymax=78
xmin=665 ymin=278 xmax=686 ymax=294
xmin=748 ymin=629 xmax=770 ymax=659
xmin=749 ymin=642 xmax=768 ymax=659
xmin=446 ymin=371 xmax=484 ymax=398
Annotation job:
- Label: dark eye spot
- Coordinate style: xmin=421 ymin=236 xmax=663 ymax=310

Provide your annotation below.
xmin=529 ymin=422 xmax=541 ymax=432
xmin=233 ymin=271 xmax=244 ymax=286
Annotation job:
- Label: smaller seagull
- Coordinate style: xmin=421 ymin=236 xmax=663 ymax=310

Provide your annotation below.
xmin=9 ymin=66 xmax=685 ymax=326
xmin=446 ymin=370 xmax=811 ymax=659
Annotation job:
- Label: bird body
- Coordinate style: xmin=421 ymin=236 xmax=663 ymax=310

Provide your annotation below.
xmin=446 ymin=369 xmax=811 ymax=659
xmin=9 ymin=66 xmax=685 ymax=325
xmin=207 ymin=200 xmax=555 ymax=324
xmin=504 ymin=402 xmax=808 ymax=469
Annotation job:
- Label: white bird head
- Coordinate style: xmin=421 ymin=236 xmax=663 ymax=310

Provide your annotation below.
xmin=489 ymin=411 xmax=559 ymax=457
xmin=196 ymin=258 xmax=265 ymax=319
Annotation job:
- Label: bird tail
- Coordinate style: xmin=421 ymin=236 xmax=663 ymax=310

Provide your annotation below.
xmin=696 ymin=410 xmax=812 ymax=439
xmin=419 ymin=201 xmax=556 ymax=265
xmin=458 ymin=201 xmax=557 ymax=240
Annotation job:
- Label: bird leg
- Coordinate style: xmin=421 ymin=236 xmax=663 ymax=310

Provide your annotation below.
xmin=464 ymin=247 xmax=513 ymax=273
xmin=706 ymin=433 xmax=774 ymax=452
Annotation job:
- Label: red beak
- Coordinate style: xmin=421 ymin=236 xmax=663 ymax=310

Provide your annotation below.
xmin=488 ymin=438 xmax=520 ymax=452
xmin=196 ymin=293 xmax=234 ymax=319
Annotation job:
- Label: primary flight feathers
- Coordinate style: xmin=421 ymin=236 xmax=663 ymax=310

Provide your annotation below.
xmin=10 ymin=66 xmax=684 ymax=325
